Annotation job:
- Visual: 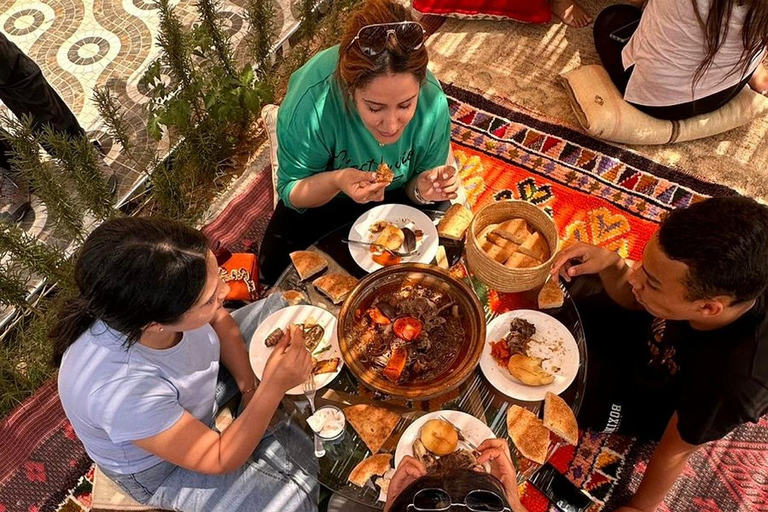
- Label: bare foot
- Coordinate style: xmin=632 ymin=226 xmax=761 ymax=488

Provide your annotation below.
xmin=550 ymin=0 xmax=592 ymax=28
xmin=749 ymin=63 xmax=768 ymax=95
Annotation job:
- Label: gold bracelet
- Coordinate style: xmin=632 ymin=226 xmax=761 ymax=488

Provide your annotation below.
xmin=241 ymin=384 xmax=257 ymax=395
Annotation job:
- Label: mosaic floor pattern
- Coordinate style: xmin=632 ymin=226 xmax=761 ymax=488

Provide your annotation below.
xmin=0 ymin=0 xmax=299 ymax=325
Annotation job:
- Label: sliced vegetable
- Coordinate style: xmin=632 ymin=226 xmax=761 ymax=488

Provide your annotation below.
xmin=367 ymin=306 xmax=391 ymax=325
xmin=372 ymin=251 xmax=401 ymax=266
xmin=382 ymin=346 xmax=408 ymax=382
xmin=393 ymin=317 xmax=422 ymax=341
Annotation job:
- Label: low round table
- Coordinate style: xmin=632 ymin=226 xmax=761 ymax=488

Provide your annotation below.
xmin=267 ymin=213 xmax=587 ymax=509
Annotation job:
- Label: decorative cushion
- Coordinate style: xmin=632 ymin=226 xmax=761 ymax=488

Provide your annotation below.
xmin=260 ymin=104 xmax=280 ymax=208
xmin=412 ymin=0 xmax=551 ymax=24
xmin=92 ymin=466 xmax=160 ymax=511
xmin=560 ymin=64 xmax=768 ymax=145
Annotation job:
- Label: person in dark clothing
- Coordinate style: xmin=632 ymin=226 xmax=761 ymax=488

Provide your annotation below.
xmin=551 ymin=196 xmax=768 ymax=512
xmin=0 ymin=31 xmax=115 ymax=223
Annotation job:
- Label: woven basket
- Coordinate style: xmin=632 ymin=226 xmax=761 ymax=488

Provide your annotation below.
xmin=466 ymin=200 xmax=559 ymax=293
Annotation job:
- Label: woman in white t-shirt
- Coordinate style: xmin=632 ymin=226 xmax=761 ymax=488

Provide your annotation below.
xmin=593 ymin=0 xmax=768 ymax=120
xmin=54 ymin=217 xmax=318 ymax=512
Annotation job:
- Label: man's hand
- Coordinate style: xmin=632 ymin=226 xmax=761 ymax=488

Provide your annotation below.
xmin=384 ymin=456 xmax=427 ymax=511
xmin=336 ymin=168 xmax=388 ymax=204
xmin=476 ymin=439 xmax=527 ymax=512
xmin=550 ymin=242 xmax=622 ymax=282
xmin=416 ymin=165 xmax=459 ymax=202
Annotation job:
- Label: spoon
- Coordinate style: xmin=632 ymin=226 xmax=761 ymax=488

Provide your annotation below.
xmin=341 ymin=238 xmax=416 ymax=257
xmin=401 ymin=227 xmax=417 ymax=254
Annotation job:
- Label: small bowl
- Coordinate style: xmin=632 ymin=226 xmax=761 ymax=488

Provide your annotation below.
xmin=309 ymin=405 xmax=346 ymax=442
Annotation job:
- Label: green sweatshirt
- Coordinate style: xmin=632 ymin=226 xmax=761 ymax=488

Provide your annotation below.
xmin=276 ymin=45 xmax=451 ymax=211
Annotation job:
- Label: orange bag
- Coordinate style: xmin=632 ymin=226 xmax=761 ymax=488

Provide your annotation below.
xmin=219 ymin=252 xmax=259 ymax=301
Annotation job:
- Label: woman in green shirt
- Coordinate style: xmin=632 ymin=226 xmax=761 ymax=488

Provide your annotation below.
xmin=259 ymin=0 xmax=457 ymax=283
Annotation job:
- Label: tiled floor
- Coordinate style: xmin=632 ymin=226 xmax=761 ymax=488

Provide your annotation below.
xmin=1 ymin=0 xmax=298 ymax=197
xmin=0 ymin=0 xmax=298 ymax=324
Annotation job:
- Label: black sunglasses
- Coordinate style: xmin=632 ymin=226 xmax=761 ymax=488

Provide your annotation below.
xmin=346 ymin=21 xmax=426 ymax=57
xmin=406 ymin=488 xmax=511 ymax=511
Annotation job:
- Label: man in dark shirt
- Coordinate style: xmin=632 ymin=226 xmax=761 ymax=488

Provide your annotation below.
xmin=551 ymin=196 xmax=768 ymax=512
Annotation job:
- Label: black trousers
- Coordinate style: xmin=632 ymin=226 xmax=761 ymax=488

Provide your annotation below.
xmin=258 ymin=188 xmax=449 ymax=285
xmin=0 ymin=32 xmax=85 ymax=170
xmin=593 ymin=5 xmax=753 ymax=121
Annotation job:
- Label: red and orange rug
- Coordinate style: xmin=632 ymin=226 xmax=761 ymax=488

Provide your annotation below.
xmin=1 ymin=84 xmax=762 ymax=512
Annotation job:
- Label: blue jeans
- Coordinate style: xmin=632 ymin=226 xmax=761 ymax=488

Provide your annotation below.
xmin=103 ymin=294 xmax=319 ymax=511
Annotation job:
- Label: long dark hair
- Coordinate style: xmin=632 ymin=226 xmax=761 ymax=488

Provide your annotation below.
xmin=387 ymin=470 xmax=512 ymax=512
xmin=51 ymin=217 xmax=210 ymax=365
xmin=692 ymin=0 xmax=768 ymax=88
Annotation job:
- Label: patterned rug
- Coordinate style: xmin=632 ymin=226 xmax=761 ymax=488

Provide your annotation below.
xmin=2 ymin=83 xmax=763 ymax=512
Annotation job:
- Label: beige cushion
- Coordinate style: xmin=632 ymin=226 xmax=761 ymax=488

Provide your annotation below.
xmin=560 ymin=64 xmax=768 ymax=145
xmin=92 ymin=466 xmax=160 ymax=511
xmin=91 ymin=402 xmax=236 ymax=512
xmin=260 ymin=104 xmax=280 ymax=208
xmin=260 ymin=104 xmax=468 ymax=206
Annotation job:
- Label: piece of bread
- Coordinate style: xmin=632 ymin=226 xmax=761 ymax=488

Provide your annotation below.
xmin=507 ymin=405 xmax=550 ymax=465
xmin=518 ymin=232 xmax=550 ymax=262
xmin=374 ymin=225 xmax=405 ymax=251
xmin=493 ymin=219 xmax=531 ymax=245
xmin=348 ymin=454 xmax=393 ymax=487
xmin=507 ymin=354 xmax=555 ymax=386
xmin=313 ymin=273 xmax=358 ymax=304
xmin=290 ymin=251 xmax=328 ymax=280
xmin=478 ymin=224 xmax=499 ymax=252
xmin=543 ymin=392 xmax=579 ymax=446
xmin=438 ymin=204 xmax=473 ymax=241
xmin=436 ymin=245 xmax=449 ymax=269
xmin=312 ymin=357 xmax=340 ymax=375
xmin=420 ymin=419 xmax=459 ymax=456
xmin=375 ymin=163 xmax=394 ymax=184
xmin=504 ymin=252 xmax=542 ymax=269
xmin=537 ymin=279 xmax=564 ymax=309
xmin=345 ymin=405 xmax=401 ymax=455
xmin=485 ymin=242 xmax=518 ymax=263
xmin=281 ymin=290 xmax=307 ymax=306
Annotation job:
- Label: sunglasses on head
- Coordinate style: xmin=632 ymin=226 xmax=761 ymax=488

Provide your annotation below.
xmin=406 ymin=488 xmax=511 ymax=512
xmin=346 ymin=21 xmax=426 ymax=57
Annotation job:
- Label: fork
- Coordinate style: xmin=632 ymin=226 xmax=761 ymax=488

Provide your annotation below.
xmin=341 ymin=238 xmax=417 ymax=257
xmin=438 ymin=414 xmax=479 ymax=452
xmin=303 ymin=376 xmax=326 ymax=458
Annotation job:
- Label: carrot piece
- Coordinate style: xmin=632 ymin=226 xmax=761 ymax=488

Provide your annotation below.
xmin=367 ymin=307 xmax=391 ymax=325
xmin=382 ymin=346 xmax=408 ymax=382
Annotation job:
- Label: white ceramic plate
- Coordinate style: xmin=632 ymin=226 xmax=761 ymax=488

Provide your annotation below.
xmin=394 ymin=411 xmax=495 ymax=468
xmin=480 ymin=310 xmax=579 ymax=401
xmin=348 ymin=204 xmax=439 ymax=273
xmin=249 ymin=305 xmax=342 ymax=395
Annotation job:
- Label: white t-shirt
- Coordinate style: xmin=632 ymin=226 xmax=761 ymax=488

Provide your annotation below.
xmin=58 ymin=320 xmax=220 ymax=474
xmin=622 ymin=0 xmax=765 ymax=106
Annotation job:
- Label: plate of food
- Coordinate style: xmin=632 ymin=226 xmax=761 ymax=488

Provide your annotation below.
xmin=249 ymin=305 xmax=342 ymax=395
xmin=480 ymin=310 xmax=579 ymax=401
xmin=395 ymin=411 xmax=495 ymax=472
xmin=347 ymin=204 xmax=439 ymax=272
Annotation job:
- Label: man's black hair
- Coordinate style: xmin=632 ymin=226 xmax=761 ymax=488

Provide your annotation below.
xmin=658 ymin=196 xmax=768 ymax=303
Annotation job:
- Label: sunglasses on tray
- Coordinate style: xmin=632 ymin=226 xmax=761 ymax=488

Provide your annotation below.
xmin=346 ymin=21 xmax=426 ymax=57
xmin=406 ymin=488 xmax=511 ymax=511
